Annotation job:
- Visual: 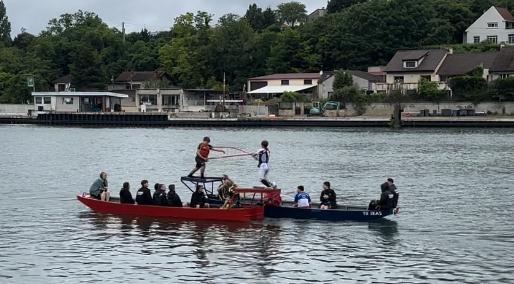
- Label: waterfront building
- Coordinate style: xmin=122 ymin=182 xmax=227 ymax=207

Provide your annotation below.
xmin=247 ymin=73 xmax=320 ymax=99
xmin=463 ymin=6 xmax=514 ymax=44
xmin=32 ymin=92 xmax=128 ymax=113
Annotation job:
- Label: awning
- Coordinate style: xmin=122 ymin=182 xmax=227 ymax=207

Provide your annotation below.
xmin=248 ymin=85 xmax=315 ymax=94
xmin=32 ymin=92 xmax=129 ymax=98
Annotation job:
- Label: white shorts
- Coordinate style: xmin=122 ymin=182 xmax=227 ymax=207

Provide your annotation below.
xmin=258 ymin=163 xmax=269 ymax=180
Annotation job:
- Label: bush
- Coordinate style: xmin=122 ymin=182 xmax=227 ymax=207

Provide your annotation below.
xmin=281 ymin=91 xmax=308 ymax=103
xmin=418 ymin=78 xmax=446 ymax=102
xmin=449 ymin=76 xmax=488 ymax=102
xmin=493 ymin=77 xmax=514 ymax=100
xmin=330 ymin=86 xmax=368 ymax=115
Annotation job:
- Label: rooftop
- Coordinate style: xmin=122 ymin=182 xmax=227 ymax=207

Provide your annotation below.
xmin=384 ymin=49 xmax=449 ymax=73
xmin=249 ymin=73 xmax=321 ymax=81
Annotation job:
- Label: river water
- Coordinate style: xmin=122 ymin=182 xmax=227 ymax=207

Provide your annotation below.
xmin=0 ymin=125 xmax=513 ymax=283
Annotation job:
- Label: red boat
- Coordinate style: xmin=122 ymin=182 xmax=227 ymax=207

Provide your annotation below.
xmin=77 ymin=188 xmax=281 ymax=222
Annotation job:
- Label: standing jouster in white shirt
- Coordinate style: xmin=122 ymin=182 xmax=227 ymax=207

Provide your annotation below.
xmin=253 ymin=140 xmax=276 ymax=188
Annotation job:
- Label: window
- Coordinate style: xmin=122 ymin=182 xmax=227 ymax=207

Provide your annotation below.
xmin=500 ymin=74 xmax=511 ymax=79
xmin=421 ymin=75 xmax=431 ymax=82
xmin=43 ymin=97 xmax=51 ymax=104
xmin=162 ymin=95 xmax=179 ymax=106
xmin=474 ymin=36 xmax=480 ymax=44
xmin=35 ymin=97 xmax=42 ymax=104
xmin=304 ymin=79 xmax=312 ymax=85
xmin=394 ymin=76 xmax=404 ymax=83
xmin=57 ymin=83 xmax=66 ymax=92
xmin=281 ymin=80 xmax=289 ymax=85
xmin=487 ymin=35 xmax=498 ymax=43
xmin=507 ymin=22 xmax=514 ymax=29
xmin=509 ymin=34 xmax=514 ymax=44
xmin=63 ymin=97 xmax=74 ymax=104
xmin=404 ymin=60 xmax=417 ymax=68
xmin=487 ymin=22 xmax=498 ymax=28
xmin=140 ymin=95 xmax=157 ymax=105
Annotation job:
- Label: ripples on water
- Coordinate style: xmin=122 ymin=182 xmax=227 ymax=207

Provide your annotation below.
xmin=0 ymin=125 xmax=513 ymax=283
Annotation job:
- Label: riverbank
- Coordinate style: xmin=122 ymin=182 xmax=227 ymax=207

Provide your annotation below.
xmin=2 ymin=114 xmax=514 ymax=128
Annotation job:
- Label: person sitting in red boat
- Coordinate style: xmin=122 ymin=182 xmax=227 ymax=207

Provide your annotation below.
xmin=294 ymin=185 xmax=311 ymax=208
xmin=320 ymin=181 xmax=337 ymax=209
xmin=119 ymin=182 xmax=135 ymax=204
xmin=167 ymin=184 xmax=183 ymax=207
xmin=136 ymin=180 xmax=153 ymax=205
xmin=190 ymin=185 xmax=210 ymax=208
xmin=89 ymin=171 xmax=110 ymax=201
xmin=153 ymin=184 xmax=169 ymax=206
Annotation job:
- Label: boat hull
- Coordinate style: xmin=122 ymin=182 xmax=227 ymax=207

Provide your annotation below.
xmin=264 ymin=206 xmax=393 ymax=221
xmin=77 ymin=195 xmax=264 ymax=222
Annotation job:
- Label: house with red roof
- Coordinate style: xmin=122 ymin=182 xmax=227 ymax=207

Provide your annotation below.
xmin=464 ymin=6 xmax=514 ymax=44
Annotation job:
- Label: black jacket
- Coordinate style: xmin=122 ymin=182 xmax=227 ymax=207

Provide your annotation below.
xmin=136 ymin=187 xmax=153 ymax=205
xmin=119 ymin=188 xmax=135 ymax=204
xmin=153 ymin=190 xmax=168 ymax=206
xmin=320 ymin=189 xmax=337 ymax=207
xmin=167 ymin=191 xmax=183 ymax=207
xmin=379 ymin=189 xmax=399 ymax=210
xmin=190 ymin=191 xmax=207 ymax=208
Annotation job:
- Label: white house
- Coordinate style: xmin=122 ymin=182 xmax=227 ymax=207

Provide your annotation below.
xmin=464 ymin=6 xmax=514 ymax=44
xmin=32 ymin=92 xmax=128 ymax=113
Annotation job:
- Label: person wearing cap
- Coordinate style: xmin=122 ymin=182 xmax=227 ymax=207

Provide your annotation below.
xmin=136 ymin=180 xmax=153 ymax=205
xmin=167 ymin=184 xmax=183 ymax=207
xmin=190 ymin=185 xmax=210 ymax=208
xmin=119 ymin=182 xmax=135 ymax=204
xmin=187 ymin=136 xmax=225 ymax=179
xmin=89 ymin=172 xmax=110 ymax=201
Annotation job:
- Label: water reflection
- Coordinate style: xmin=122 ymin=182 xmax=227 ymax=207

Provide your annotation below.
xmin=368 ymin=219 xmax=399 ymax=242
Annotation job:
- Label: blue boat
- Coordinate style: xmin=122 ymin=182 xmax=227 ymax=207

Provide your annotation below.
xmin=264 ymin=202 xmax=395 ymax=221
xmin=180 ymin=176 xmax=396 ymax=221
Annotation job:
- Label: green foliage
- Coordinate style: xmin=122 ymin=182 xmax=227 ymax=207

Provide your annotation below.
xmin=333 ymin=70 xmax=353 ymax=89
xmin=277 ymin=2 xmax=307 ymax=27
xmin=244 ymin=4 xmax=277 ymax=31
xmin=418 ymin=78 xmax=446 ymax=102
xmin=281 ymin=91 xmax=307 ymax=102
xmin=493 ymin=77 xmax=514 ymax=100
xmin=0 ymin=0 xmax=10 ymax=45
xmin=449 ymin=76 xmax=488 ymax=102
xmin=327 ymin=0 xmax=367 ymax=13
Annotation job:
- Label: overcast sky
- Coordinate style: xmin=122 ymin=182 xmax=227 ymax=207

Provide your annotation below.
xmin=3 ymin=0 xmax=325 ymax=36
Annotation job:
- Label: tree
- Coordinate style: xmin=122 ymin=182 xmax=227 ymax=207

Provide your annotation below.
xmin=327 ymin=0 xmax=367 ymax=13
xmin=0 ymin=0 xmax=11 ymax=45
xmin=418 ymin=78 xmax=446 ymax=102
xmin=277 ymin=2 xmax=307 ymax=27
xmin=333 ymin=70 xmax=353 ymax=89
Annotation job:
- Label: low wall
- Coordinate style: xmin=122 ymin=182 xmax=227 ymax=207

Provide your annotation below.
xmin=239 ymin=105 xmax=269 ymax=117
xmin=341 ymin=102 xmax=514 ymax=116
xmin=0 ymin=104 xmax=33 ymax=116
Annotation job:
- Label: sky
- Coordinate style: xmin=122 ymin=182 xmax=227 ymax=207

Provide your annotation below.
xmin=3 ymin=0 xmax=325 ymax=37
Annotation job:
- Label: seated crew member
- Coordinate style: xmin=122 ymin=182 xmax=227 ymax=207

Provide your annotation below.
xmin=380 ymin=178 xmax=396 ymax=193
xmin=167 ymin=184 xmax=183 ymax=207
xmin=187 ymin=136 xmax=225 ymax=179
xmin=320 ymin=181 xmax=337 ymax=209
xmin=294 ymin=186 xmax=311 ymax=208
xmin=190 ymin=185 xmax=210 ymax=208
xmin=136 ymin=180 xmax=153 ymax=205
xmin=153 ymin=183 xmax=169 ymax=206
xmin=218 ymin=175 xmax=236 ymax=201
xmin=378 ymin=179 xmax=399 ymax=210
xmin=119 ymin=182 xmax=135 ymax=204
xmin=89 ymin=172 xmax=110 ymax=201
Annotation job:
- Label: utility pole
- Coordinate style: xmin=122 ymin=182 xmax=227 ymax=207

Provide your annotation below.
xmin=223 ymin=72 xmax=226 ymax=112
xmin=122 ymin=22 xmax=126 ymax=43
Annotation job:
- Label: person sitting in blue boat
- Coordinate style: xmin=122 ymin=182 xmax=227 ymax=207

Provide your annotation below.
xmin=167 ymin=184 xmax=183 ymax=207
xmin=381 ymin=178 xmax=397 ymax=193
xmin=378 ymin=179 xmax=399 ymax=211
xmin=190 ymin=185 xmax=210 ymax=208
xmin=136 ymin=180 xmax=153 ymax=205
xmin=119 ymin=182 xmax=135 ymax=204
xmin=153 ymin=184 xmax=169 ymax=206
xmin=89 ymin=172 xmax=110 ymax=201
xmin=320 ymin=181 xmax=337 ymax=209
xmin=294 ymin=186 xmax=311 ymax=208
